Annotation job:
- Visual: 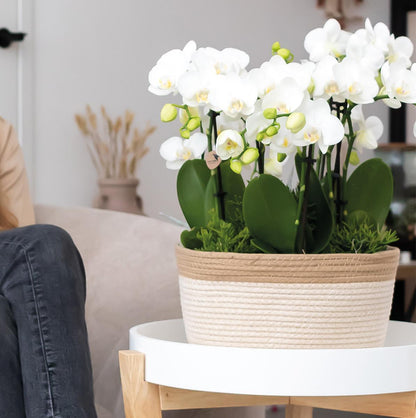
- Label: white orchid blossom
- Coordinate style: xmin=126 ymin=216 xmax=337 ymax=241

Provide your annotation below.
xmin=262 ymin=78 xmax=305 ymax=115
xmin=192 ymin=47 xmax=249 ymax=76
xmin=264 ymin=149 xmax=288 ymax=177
xmin=304 ymin=18 xmax=351 ymax=62
xmin=269 ymin=123 xmax=297 ymax=154
xmin=209 ymin=74 xmax=257 ymax=118
xmin=350 ymin=106 xmax=384 ymax=151
xmin=387 ymin=36 xmax=414 ymax=68
xmin=346 ymin=19 xmax=389 ymax=74
xmin=333 ymin=58 xmax=379 ymax=104
xmin=381 ymin=61 xmax=416 ymax=105
xmin=245 ymin=110 xmax=271 ymax=143
xmin=215 ymin=129 xmax=244 ymax=160
xmin=311 ymin=55 xmax=342 ymax=101
xmin=148 ymin=41 xmax=196 ymax=96
xmin=177 ymin=71 xmax=216 ymax=107
xmin=293 ymin=99 xmax=345 ymax=153
xmin=159 ymin=133 xmax=207 ymax=169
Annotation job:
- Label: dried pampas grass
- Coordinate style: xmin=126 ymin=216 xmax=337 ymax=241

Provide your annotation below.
xmin=75 ymin=106 xmax=155 ymax=179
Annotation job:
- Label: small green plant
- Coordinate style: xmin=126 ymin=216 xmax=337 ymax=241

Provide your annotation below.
xmin=330 ymin=220 xmax=398 ymax=254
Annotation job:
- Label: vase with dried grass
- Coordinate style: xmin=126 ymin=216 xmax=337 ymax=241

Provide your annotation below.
xmin=75 ymin=106 xmax=155 ymax=215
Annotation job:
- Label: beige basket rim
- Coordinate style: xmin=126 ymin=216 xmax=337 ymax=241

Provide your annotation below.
xmin=176 ymin=245 xmax=400 ymax=284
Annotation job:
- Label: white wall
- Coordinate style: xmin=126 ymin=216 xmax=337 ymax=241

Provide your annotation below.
xmin=32 ymin=0 xmax=390 ymax=222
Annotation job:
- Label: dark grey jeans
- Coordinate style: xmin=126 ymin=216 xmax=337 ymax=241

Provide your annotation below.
xmin=0 ymin=224 xmax=97 ymax=418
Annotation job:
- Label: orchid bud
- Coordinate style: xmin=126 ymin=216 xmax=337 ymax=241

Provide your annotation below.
xmin=307 ymin=79 xmax=315 ymax=95
xmin=277 ymin=153 xmax=287 ymax=162
xmin=349 ymin=150 xmax=360 ymax=166
xmin=230 ymin=159 xmax=243 ymax=174
xmin=241 ymin=148 xmax=259 ymax=165
xmin=256 ymin=132 xmax=265 ymax=141
xmin=286 ymin=112 xmax=306 ymax=133
xmin=187 ymin=117 xmax=201 ymax=131
xmin=272 ymin=41 xmax=281 ymax=53
xmin=266 ymin=125 xmax=278 ymax=137
xmin=277 ymin=48 xmax=293 ymax=62
xmin=160 ymin=104 xmax=177 ymax=122
xmin=263 ymin=108 xmax=277 ymax=119
xmin=180 ymin=128 xmax=190 ymax=139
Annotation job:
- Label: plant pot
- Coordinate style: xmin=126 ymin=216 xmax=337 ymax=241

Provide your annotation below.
xmin=94 ymin=178 xmax=144 ymax=215
xmin=176 ymin=246 xmax=400 ymax=349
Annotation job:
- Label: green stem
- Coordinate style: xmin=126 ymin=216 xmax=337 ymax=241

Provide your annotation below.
xmin=208 ymin=110 xmax=225 ymax=220
xmin=256 ymin=141 xmax=265 ymax=174
xmin=295 ymin=146 xmax=315 ymax=253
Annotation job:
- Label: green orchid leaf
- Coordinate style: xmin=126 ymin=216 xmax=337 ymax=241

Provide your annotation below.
xmin=243 ymin=174 xmax=297 ymax=253
xmin=177 ymin=160 xmax=211 ymax=228
xmin=251 ymin=238 xmax=278 ymax=254
xmin=204 ymin=161 xmax=245 ymax=224
xmin=180 ymin=228 xmax=202 ymax=250
xmin=345 ymin=158 xmax=393 ymax=228
xmin=302 ymin=168 xmax=334 ymax=253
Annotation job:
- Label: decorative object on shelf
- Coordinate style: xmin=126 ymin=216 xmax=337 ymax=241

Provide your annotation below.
xmin=148 ymin=18 xmax=415 ymax=348
xmin=317 ymin=0 xmax=364 ymax=28
xmin=75 ymin=106 xmax=155 ymax=214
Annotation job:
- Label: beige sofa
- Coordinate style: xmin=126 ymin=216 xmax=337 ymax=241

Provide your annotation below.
xmin=35 ymin=205 xmax=264 ymax=418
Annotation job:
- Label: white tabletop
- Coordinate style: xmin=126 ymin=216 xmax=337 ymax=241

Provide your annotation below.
xmin=129 ymin=319 xmax=416 ymax=397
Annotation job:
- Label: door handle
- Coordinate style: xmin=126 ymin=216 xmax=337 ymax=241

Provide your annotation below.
xmin=0 ymin=28 xmax=26 ymax=48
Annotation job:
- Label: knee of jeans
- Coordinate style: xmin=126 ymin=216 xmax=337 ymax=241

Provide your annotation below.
xmin=8 ymin=224 xmax=81 ymax=265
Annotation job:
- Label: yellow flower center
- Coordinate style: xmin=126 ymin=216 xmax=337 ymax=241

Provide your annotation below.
xmin=325 ymin=81 xmax=339 ymax=95
xmin=277 ymin=103 xmax=289 ymax=113
xmin=229 ymin=100 xmax=244 ymax=113
xmin=283 ymin=137 xmax=289 ymax=147
xmin=395 ymin=86 xmax=409 ymax=96
xmin=225 ymin=139 xmax=238 ymax=151
xmin=159 ymin=79 xmax=172 ymax=90
xmin=303 ymin=129 xmax=320 ymax=143
xmin=178 ymin=148 xmax=192 ymax=160
xmin=196 ymin=90 xmax=209 ymax=103
xmin=215 ymin=63 xmax=228 ymax=75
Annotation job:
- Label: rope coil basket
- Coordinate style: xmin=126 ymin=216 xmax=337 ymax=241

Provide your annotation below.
xmin=176 ymin=246 xmax=400 ymax=349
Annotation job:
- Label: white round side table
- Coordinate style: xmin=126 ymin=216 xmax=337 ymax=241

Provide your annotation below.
xmin=119 ymin=319 xmax=416 ymax=418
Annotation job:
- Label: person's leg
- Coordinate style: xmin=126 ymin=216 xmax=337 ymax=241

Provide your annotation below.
xmin=0 ymin=295 xmax=25 ymax=418
xmin=0 ymin=224 xmax=97 ymax=418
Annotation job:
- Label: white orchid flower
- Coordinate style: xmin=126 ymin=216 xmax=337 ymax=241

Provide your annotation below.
xmin=311 ymin=55 xmax=343 ymax=101
xmin=216 ymin=113 xmax=245 ymax=136
xmin=245 ymin=110 xmax=270 ymax=143
xmin=304 ymin=18 xmax=351 ymax=62
xmin=346 ymin=19 xmax=389 ymax=74
xmin=350 ymin=106 xmax=384 ymax=151
xmin=215 ymin=129 xmax=244 ymax=160
xmin=293 ymin=99 xmax=345 ymax=153
xmin=192 ymin=47 xmax=249 ymax=76
xmin=333 ymin=58 xmax=379 ymax=104
xmin=159 ymin=133 xmax=207 ymax=169
xmin=177 ymin=71 xmax=217 ymax=107
xmin=264 ymin=149 xmax=288 ymax=178
xmin=269 ymin=123 xmax=297 ymax=154
xmin=381 ymin=61 xmax=416 ymax=105
xmin=148 ymin=41 xmax=196 ymax=96
xmin=262 ymin=77 xmax=305 ymax=115
xmin=209 ymin=74 xmax=257 ymax=118
xmin=387 ymin=36 xmax=414 ymax=68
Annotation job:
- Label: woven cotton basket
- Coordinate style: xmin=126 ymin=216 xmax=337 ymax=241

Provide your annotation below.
xmin=176 ymin=246 xmax=400 ymax=349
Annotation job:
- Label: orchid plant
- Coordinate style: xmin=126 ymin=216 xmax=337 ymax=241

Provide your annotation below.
xmin=148 ymin=18 xmax=416 ymax=254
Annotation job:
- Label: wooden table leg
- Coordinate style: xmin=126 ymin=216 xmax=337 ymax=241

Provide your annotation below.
xmin=286 ymin=405 xmax=313 ymax=418
xmin=119 ymin=350 xmax=162 ymax=418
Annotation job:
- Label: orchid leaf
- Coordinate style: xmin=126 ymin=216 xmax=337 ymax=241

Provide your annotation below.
xmin=204 ymin=161 xmax=245 ymax=225
xmin=243 ymin=174 xmax=297 ymax=253
xmin=177 ymin=160 xmax=211 ymax=228
xmin=180 ymin=228 xmax=202 ymax=250
xmin=345 ymin=158 xmax=393 ymax=228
